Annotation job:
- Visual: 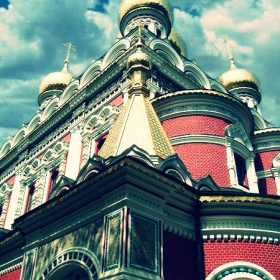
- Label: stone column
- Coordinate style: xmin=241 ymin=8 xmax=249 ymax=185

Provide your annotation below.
xmin=65 ymin=128 xmax=83 ymax=180
xmin=4 ymin=174 xmax=22 ymax=229
xmin=225 ymin=138 xmax=237 ymax=188
xmin=246 ymin=156 xmax=259 ymax=193
xmin=271 ymin=168 xmax=280 ymax=195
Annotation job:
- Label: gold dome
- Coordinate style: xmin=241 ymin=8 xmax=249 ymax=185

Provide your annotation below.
xmin=119 ymin=0 xmax=173 ymax=24
xmin=168 ymin=28 xmax=187 ymax=57
xmin=127 ymin=47 xmax=151 ymax=69
xmin=39 ymin=67 xmax=72 ymax=95
xmin=219 ymin=67 xmax=261 ymax=92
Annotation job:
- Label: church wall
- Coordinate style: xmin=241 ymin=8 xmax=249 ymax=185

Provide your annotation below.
xmin=109 ymin=93 xmax=123 ymax=106
xmin=203 ymin=240 xmax=280 ymax=279
xmin=174 ymin=144 xmax=230 ymax=186
xmin=162 ymin=115 xmax=231 ymax=138
xmin=255 ymin=151 xmax=279 ymax=171
xmin=163 ymin=231 xmax=198 ymax=280
xmin=258 ymin=177 xmax=277 ymax=195
xmin=0 ymin=268 xmax=21 ymax=280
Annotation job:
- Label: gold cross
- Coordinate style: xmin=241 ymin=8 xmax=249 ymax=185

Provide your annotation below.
xmin=133 ymin=20 xmax=145 ymax=43
xmin=63 ymin=43 xmax=76 ymax=63
xmin=223 ymin=38 xmax=233 ymax=58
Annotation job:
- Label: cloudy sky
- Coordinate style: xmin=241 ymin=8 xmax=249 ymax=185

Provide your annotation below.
xmin=0 ymin=0 xmax=279 ymax=146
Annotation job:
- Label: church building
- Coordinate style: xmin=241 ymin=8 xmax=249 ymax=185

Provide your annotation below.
xmin=0 ymin=0 xmax=279 ymax=279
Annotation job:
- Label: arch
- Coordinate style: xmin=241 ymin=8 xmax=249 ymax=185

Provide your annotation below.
xmin=164 ymin=168 xmax=184 ymax=182
xmin=55 ymin=186 xmax=70 ymax=196
xmin=252 ymin=111 xmax=267 ymax=130
xmin=210 ymin=79 xmax=227 ymax=93
xmin=101 ymin=39 xmax=130 ymax=70
xmin=26 ymin=114 xmax=41 ymax=135
xmin=0 ymin=139 xmax=12 ymax=158
xmin=40 ymin=248 xmax=100 ymax=280
xmin=12 ymin=126 xmax=26 ymax=147
xmin=273 ymin=153 xmax=280 ymax=168
xmin=42 ymin=149 xmax=54 ymax=164
xmin=84 ymin=116 xmax=98 ymax=132
xmin=150 ymin=39 xmax=184 ymax=70
xmin=53 ymin=141 xmax=65 ymax=155
xmin=79 ymin=61 xmax=102 ymax=89
xmin=99 ymin=106 xmax=112 ymax=121
xmin=206 ymin=261 xmax=276 ymax=280
xmin=59 ymin=80 xmax=79 ymax=106
xmin=184 ymin=61 xmax=211 ymax=89
xmin=41 ymin=99 xmax=59 ymax=121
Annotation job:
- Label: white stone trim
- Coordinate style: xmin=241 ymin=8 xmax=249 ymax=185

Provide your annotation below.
xmin=206 ymin=261 xmax=276 ymax=280
xmin=0 ymin=262 xmax=21 ymax=276
xmin=202 ymin=233 xmax=279 ymax=245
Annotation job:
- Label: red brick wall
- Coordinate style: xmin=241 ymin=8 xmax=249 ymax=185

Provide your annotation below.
xmin=109 ymin=94 xmax=123 ymax=106
xmin=258 ymin=177 xmax=277 ymax=195
xmin=203 ymin=240 xmax=280 ymax=279
xmin=162 ymin=115 xmax=231 ymax=138
xmin=174 ymin=143 xmax=230 ymax=186
xmin=255 ymin=151 xmax=279 ymax=172
xmin=163 ymin=231 xmax=198 ymax=280
xmin=0 ymin=268 xmax=21 ymax=280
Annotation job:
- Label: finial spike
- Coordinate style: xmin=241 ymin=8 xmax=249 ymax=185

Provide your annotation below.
xmin=132 ymin=20 xmax=145 ymax=44
xmin=63 ymin=43 xmax=76 ymax=69
xmin=223 ymin=38 xmax=236 ymax=70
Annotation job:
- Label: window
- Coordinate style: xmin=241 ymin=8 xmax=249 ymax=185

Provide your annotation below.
xmin=25 ymin=185 xmax=35 ymax=213
xmin=51 ymin=169 xmax=59 ymax=187
xmin=156 ymin=28 xmax=162 ymax=37
xmin=234 ymin=154 xmax=246 ymax=186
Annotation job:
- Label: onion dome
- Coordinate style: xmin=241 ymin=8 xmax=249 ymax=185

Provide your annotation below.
xmin=219 ymin=40 xmax=261 ymax=94
xmin=219 ymin=64 xmax=261 ymax=93
xmin=119 ymin=0 xmax=173 ymax=24
xmin=127 ymin=43 xmax=151 ymax=88
xmin=39 ymin=64 xmax=72 ymax=95
xmin=127 ymin=45 xmax=151 ymax=69
xmin=168 ymin=28 xmax=187 ymax=57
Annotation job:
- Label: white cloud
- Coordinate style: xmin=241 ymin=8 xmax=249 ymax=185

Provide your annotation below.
xmin=0 ymin=0 xmax=280 ymax=148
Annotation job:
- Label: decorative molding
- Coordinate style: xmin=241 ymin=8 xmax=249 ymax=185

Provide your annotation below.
xmin=0 ymin=262 xmax=22 ymax=276
xmin=202 ymin=234 xmax=279 ymax=245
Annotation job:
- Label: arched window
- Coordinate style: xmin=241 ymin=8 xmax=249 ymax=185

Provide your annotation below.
xmin=234 ymin=153 xmax=246 ymax=186
xmin=25 ymin=185 xmax=35 ymax=213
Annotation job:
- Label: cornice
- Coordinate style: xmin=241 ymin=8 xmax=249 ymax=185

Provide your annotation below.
xmin=152 ymin=90 xmax=254 ymax=134
xmin=200 ymin=195 xmax=280 ymax=205
xmin=0 ymin=262 xmax=22 ymax=276
xmin=14 ymin=157 xmax=198 ymax=232
xmin=202 ymin=233 xmax=279 ymax=245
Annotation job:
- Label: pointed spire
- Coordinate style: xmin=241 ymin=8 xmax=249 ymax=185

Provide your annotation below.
xmin=98 ymin=45 xmax=175 ymax=159
xmin=223 ymin=38 xmax=237 ymax=70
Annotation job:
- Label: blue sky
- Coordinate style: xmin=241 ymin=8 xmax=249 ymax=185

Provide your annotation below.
xmin=0 ymin=0 xmax=280 ymax=146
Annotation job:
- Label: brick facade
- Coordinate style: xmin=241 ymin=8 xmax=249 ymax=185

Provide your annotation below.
xmin=255 ymin=151 xmax=279 ymax=172
xmin=109 ymin=94 xmax=123 ymax=106
xmin=163 ymin=231 xmax=198 ymax=280
xmin=258 ymin=177 xmax=277 ymax=195
xmin=174 ymin=143 xmax=230 ymax=186
xmin=203 ymin=240 xmax=280 ymax=279
xmin=0 ymin=268 xmax=21 ymax=280
xmin=162 ymin=115 xmax=231 ymax=138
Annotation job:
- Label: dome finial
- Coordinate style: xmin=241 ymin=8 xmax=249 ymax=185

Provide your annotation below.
xmin=63 ymin=43 xmax=76 ymax=71
xmin=223 ymin=38 xmax=237 ymax=70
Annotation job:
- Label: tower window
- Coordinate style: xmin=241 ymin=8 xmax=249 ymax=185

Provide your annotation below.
xmin=156 ymin=29 xmax=162 ymax=38
xmin=234 ymin=154 xmax=246 ymax=186
xmin=25 ymin=185 xmax=35 ymax=213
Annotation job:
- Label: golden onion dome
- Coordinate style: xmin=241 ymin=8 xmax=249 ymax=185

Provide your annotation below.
xmin=219 ymin=67 xmax=261 ymax=92
xmin=39 ymin=65 xmax=72 ymax=95
xmin=168 ymin=28 xmax=187 ymax=57
xmin=127 ymin=45 xmax=151 ymax=69
xmin=118 ymin=0 xmax=173 ymax=24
